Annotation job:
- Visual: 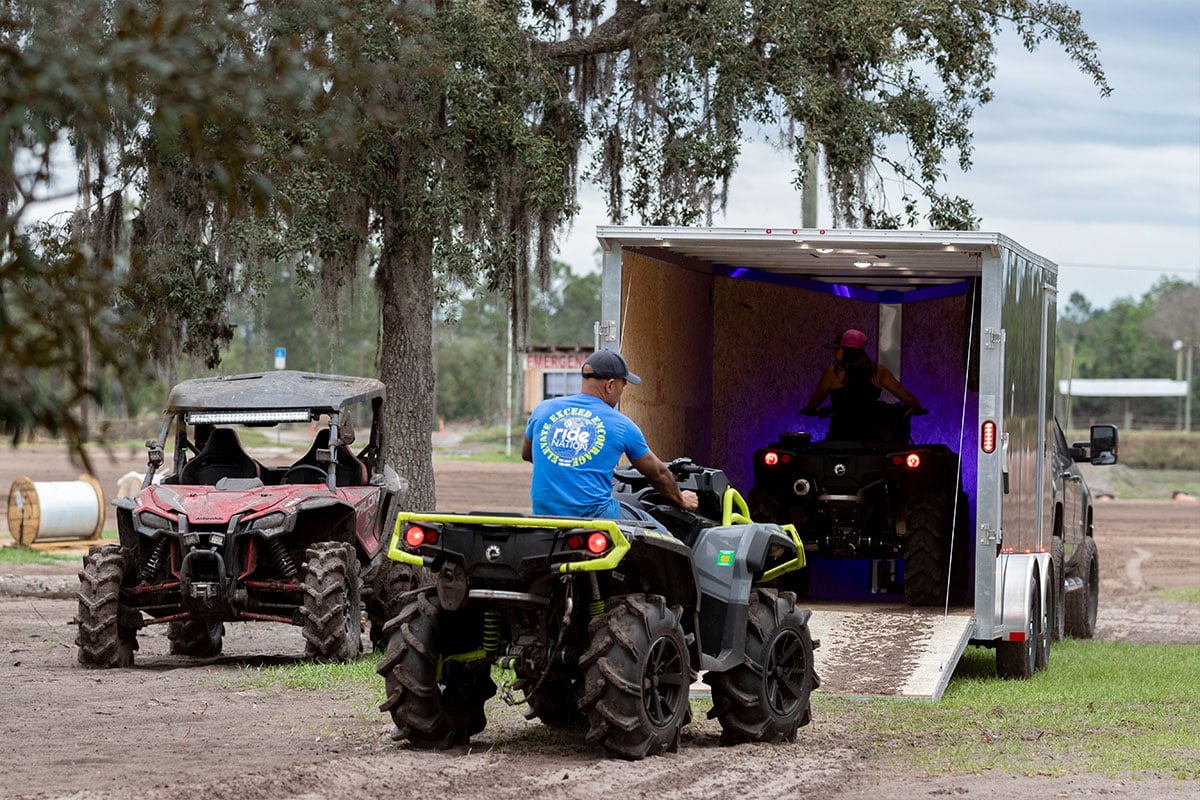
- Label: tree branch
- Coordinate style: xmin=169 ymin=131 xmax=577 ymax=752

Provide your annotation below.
xmin=536 ymin=1 xmax=652 ymax=63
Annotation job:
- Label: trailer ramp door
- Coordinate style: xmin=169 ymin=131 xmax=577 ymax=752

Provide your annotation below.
xmin=806 ymin=601 xmax=974 ymax=700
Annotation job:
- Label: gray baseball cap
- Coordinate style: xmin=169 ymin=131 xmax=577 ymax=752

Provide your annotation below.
xmin=581 ymin=350 xmax=641 ymax=385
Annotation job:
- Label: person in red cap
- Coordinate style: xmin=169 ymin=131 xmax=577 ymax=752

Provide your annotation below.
xmin=522 ymin=349 xmax=698 ymax=522
xmin=802 ymin=328 xmax=925 ymax=440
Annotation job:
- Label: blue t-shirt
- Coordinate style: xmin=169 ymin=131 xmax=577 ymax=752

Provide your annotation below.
xmin=525 ymin=393 xmax=650 ymax=518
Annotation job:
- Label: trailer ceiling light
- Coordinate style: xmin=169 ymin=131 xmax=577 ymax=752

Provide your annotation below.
xmin=586 ymin=532 xmax=610 ymax=554
xmin=853 ymin=260 xmax=873 ymax=268
xmin=981 ymin=420 xmax=997 ymax=453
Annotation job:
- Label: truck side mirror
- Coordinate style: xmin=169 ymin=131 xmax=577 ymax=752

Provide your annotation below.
xmin=1090 ymin=424 xmax=1118 ymax=466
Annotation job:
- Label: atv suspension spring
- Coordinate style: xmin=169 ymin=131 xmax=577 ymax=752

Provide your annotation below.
xmin=588 ymin=572 xmax=604 ymax=619
xmin=140 ymin=538 xmax=169 ymax=582
xmin=589 ymin=600 xmax=605 ymax=619
xmin=267 ymin=538 xmax=298 ymax=579
xmin=482 ymin=611 xmax=500 ymax=654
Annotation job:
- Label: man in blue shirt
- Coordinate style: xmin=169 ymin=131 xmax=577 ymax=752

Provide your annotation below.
xmin=522 ymin=350 xmax=698 ymax=520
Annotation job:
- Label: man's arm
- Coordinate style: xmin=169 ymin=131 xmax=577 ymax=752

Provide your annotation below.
xmin=630 ymin=451 xmax=699 ymax=511
xmin=521 ymin=435 xmax=533 ymax=463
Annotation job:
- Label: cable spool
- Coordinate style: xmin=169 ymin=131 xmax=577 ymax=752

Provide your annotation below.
xmin=6 ymin=475 xmax=105 ymax=546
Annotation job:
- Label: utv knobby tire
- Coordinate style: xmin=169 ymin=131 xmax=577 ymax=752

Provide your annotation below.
xmin=705 ymin=588 xmax=816 ymax=745
xmin=377 ymin=592 xmax=495 ymax=749
xmin=368 ymin=559 xmax=430 ymax=652
xmin=301 ymin=542 xmax=363 ymax=662
xmin=580 ymin=594 xmax=692 ymax=760
xmin=168 ymin=620 xmax=225 ymax=657
xmin=903 ymin=492 xmax=951 ymax=606
xmin=76 ymin=545 xmax=137 ymax=668
xmin=1065 ymin=537 xmax=1099 ymax=639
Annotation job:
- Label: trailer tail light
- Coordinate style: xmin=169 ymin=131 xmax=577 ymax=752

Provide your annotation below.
xmin=403 ymin=523 xmax=438 ymax=548
xmin=1007 ymin=631 xmax=1026 ymax=642
xmin=981 ymin=421 xmax=997 ymax=453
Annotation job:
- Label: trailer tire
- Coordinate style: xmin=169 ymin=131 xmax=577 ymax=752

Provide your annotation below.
xmin=1065 ymin=537 xmax=1099 ymax=639
xmin=580 ymin=594 xmax=691 ymax=760
xmin=996 ymin=571 xmax=1041 ymax=679
xmin=903 ymin=492 xmax=950 ymax=606
xmin=377 ymin=592 xmax=494 ymax=748
xmin=168 ymin=620 xmax=225 ymax=657
xmin=301 ymin=542 xmax=363 ymax=662
xmin=76 ymin=545 xmax=138 ymax=668
xmin=705 ymin=588 xmax=816 ymax=745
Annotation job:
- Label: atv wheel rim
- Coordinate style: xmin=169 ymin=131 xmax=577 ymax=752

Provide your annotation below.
xmin=765 ymin=629 xmax=806 ymax=716
xmin=642 ymin=635 xmax=686 ymax=727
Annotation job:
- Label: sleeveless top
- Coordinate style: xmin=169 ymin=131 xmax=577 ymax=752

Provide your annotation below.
xmin=827 ymin=367 xmax=883 ymax=441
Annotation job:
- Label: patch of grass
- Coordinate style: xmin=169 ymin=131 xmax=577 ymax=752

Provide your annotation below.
xmin=236 ymin=651 xmax=385 ymax=702
xmin=817 ymin=639 xmax=1200 ymax=778
xmin=0 ymin=545 xmax=79 ymax=565
xmin=1155 ymin=587 xmax=1200 ymax=604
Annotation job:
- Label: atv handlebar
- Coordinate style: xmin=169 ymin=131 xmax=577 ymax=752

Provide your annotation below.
xmin=800 ymin=404 xmax=928 ymax=418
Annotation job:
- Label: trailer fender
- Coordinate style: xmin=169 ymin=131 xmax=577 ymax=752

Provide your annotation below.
xmin=995 ymin=552 xmax=1050 ymax=640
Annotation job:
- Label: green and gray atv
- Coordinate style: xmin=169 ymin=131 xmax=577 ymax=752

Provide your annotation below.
xmin=377 ymin=458 xmax=818 ymax=760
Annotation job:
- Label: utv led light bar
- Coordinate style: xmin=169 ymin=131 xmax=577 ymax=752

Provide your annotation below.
xmin=186 ymin=410 xmax=312 ymax=424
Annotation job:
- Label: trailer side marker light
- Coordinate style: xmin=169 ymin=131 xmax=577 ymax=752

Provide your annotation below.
xmin=1008 ymin=631 xmax=1026 ymax=642
xmin=764 ymin=452 xmax=779 ymax=466
xmin=905 ymin=453 xmax=921 ymax=469
xmin=404 ymin=524 xmax=437 ymax=548
xmin=981 ymin=421 xmax=997 ymax=453
xmin=587 ymin=532 xmax=610 ymax=554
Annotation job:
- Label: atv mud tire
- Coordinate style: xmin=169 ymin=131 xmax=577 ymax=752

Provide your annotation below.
xmin=301 ymin=542 xmax=362 ymax=662
xmin=580 ymin=593 xmax=692 ymax=760
xmin=903 ymin=492 xmax=952 ymax=606
xmin=705 ymin=588 xmax=816 ymax=745
xmin=368 ymin=559 xmax=429 ymax=652
xmin=168 ymin=620 xmax=225 ymax=657
xmin=76 ymin=545 xmax=138 ymax=668
xmin=377 ymin=592 xmax=495 ymax=748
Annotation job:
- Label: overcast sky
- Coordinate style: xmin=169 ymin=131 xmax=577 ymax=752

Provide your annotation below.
xmin=554 ymin=1 xmax=1200 ymax=312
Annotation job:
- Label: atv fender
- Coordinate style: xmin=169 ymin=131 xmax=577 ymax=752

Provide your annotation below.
xmin=693 ymin=523 xmax=786 ymax=671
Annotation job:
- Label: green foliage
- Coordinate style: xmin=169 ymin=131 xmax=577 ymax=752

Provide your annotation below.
xmin=0 ymin=545 xmax=78 ymax=566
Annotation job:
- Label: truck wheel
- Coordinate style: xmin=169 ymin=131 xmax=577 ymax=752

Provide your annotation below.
xmin=301 ymin=542 xmax=363 ymax=662
xmin=377 ymin=592 xmax=494 ymax=748
xmin=580 ymin=594 xmax=691 ymax=760
xmin=368 ymin=559 xmax=429 ymax=652
xmin=76 ymin=545 xmax=138 ymax=668
xmin=1065 ymin=537 xmax=1099 ymax=639
xmin=168 ymin=620 xmax=225 ymax=657
xmin=705 ymin=588 xmax=816 ymax=745
xmin=903 ymin=492 xmax=950 ymax=606
xmin=996 ymin=571 xmax=1041 ymax=679
xmin=1049 ymin=535 xmax=1066 ymax=641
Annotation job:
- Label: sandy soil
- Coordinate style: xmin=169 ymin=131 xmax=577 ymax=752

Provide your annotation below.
xmin=1 ymin=444 xmax=1198 ymax=800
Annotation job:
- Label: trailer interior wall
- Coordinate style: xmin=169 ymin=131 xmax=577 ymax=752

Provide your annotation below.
xmin=617 ymin=247 xmax=983 ymax=599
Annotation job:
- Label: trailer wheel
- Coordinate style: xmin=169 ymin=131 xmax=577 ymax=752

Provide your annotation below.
xmin=1049 ymin=534 xmax=1066 ymax=642
xmin=301 ymin=542 xmax=362 ymax=662
xmin=377 ymin=592 xmax=494 ymax=748
xmin=1065 ymin=537 xmax=1099 ymax=639
xmin=168 ymin=620 xmax=225 ymax=657
xmin=996 ymin=571 xmax=1041 ymax=679
xmin=902 ymin=492 xmax=950 ymax=606
xmin=580 ymin=593 xmax=691 ymax=760
xmin=705 ymin=588 xmax=816 ymax=745
xmin=76 ymin=545 xmax=138 ymax=668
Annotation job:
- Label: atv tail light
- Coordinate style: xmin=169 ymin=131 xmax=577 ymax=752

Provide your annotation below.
xmin=764 ymin=451 xmax=779 ymax=466
xmin=905 ymin=453 xmax=921 ymax=469
xmin=403 ymin=523 xmax=438 ymax=548
xmin=565 ymin=534 xmax=585 ymax=550
xmin=981 ymin=420 xmax=997 ymax=453
xmin=586 ymin=532 xmax=610 ymax=554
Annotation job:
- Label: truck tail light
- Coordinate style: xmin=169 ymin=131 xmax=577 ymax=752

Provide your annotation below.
xmin=403 ymin=523 xmax=438 ymax=548
xmin=981 ymin=420 xmax=997 ymax=453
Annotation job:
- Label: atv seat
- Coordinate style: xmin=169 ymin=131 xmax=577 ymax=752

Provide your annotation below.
xmin=178 ymin=428 xmax=262 ymax=485
xmin=291 ymin=428 xmax=368 ymax=487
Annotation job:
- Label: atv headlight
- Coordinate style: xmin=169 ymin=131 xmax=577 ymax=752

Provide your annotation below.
xmin=138 ymin=511 xmax=176 ymax=532
xmin=249 ymin=512 xmax=288 ymax=536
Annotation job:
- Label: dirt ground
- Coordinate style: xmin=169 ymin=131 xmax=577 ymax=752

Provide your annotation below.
xmin=1 ymin=443 xmax=1198 ymax=800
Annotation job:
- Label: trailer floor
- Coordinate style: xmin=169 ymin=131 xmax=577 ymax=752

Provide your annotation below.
xmin=805 ymin=601 xmax=973 ymax=700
